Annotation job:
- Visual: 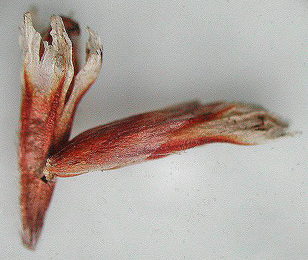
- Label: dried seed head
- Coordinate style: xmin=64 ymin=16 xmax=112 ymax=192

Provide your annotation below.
xmin=19 ymin=12 xmax=288 ymax=250
xmin=42 ymin=102 xmax=289 ymax=181
xmin=19 ymin=12 xmax=102 ymax=249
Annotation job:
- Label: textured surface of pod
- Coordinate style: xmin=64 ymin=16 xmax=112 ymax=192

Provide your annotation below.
xmin=43 ymin=101 xmax=288 ymax=181
xmin=19 ymin=13 xmax=102 ymax=249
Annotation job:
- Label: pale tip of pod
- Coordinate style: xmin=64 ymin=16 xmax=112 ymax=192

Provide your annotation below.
xmin=50 ymin=15 xmax=73 ymax=51
xmin=22 ymin=227 xmax=39 ymax=250
xmin=85 ymin=26 xmax=103 ymax=61
xmin=19 ymin=12 xmax=41 ymax=64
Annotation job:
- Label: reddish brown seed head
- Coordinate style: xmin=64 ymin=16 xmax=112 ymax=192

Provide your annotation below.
xmin=43 ymin=102 xmax=288 ymax=181
xmin=19 ymin=12 xmax=287 ymax=250
xmin=19 ymin=13 xmax=102 ymax=249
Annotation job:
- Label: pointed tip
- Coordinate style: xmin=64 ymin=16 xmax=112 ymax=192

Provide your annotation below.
xmin=50 ymin=15 xmax=72 ymax=51
xmin=50 ymin=15 xmax=66 ymax=36
xmin=24 ymin=12 xmax=32 ymax=22
xmin=86 ymin=26 xmax=103 ymax=59
xmin=22 ymin=227 xmax=40 ymax=250
xmin=22 ymin=12 xmax=34 ymax=33
xmin=20 ymin=174 xmax=56 ymax=251
xmin=22 ymin=12 xmax=35 ymax=34
xmin=20 ymin=12 xmax=42 ymax=64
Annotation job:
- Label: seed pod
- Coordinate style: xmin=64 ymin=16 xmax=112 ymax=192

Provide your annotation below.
xmin=43 ymin=101 xmax=288 ymax=181
xmin=19 ymin=13 xmax=102 ymax=249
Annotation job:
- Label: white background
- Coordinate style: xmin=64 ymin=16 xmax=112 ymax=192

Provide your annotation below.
xmin=0 ymin=0 xmax=307 ymax=259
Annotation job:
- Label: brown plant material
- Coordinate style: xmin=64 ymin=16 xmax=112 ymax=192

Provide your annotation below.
xmin=19 ymin=12 xmax=102 ymax=249
xmin=19 ymin=13 xmax=287 ymax=250
xmin=43 ymin=101 xmax=287 ymax=180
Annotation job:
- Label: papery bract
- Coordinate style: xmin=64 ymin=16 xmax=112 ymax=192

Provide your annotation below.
xmin=19 ymin=13 xmax=102 ymax=249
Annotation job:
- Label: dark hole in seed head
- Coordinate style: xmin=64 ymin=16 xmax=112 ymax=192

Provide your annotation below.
xmin=41 ymin=175 xmax=48 ymax=184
